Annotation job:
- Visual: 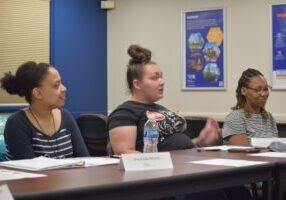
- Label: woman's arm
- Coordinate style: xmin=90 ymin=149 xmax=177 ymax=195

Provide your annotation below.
xmin=4 ymin=115 xmax=35 ymax=160
xmin=228 ymin=133 xmax=249 ymax=145
xmin=109 ymin=126 xmax=141 ymax=154
xmin=65 ymin=111 xmax=90 ymax=157
xmin=222 ymin=110 xmax=248 ymax=145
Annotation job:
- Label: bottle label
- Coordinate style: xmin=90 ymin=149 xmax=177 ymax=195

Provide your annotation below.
xmin=145 ymin=129 xmax=159 ymax=139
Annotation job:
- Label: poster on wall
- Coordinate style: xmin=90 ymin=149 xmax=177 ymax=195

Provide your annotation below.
xmin=272 ymin=4 xmax=286 ymax=89
xmin=182 ymin=8 xmax=225 ymax=90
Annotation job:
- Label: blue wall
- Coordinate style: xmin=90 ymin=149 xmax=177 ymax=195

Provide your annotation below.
xmin=50 ymin=0 xmax=107 ymax=116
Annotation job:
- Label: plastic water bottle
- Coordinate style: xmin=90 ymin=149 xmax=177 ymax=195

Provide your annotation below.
xmin=143 ymin=116 xmax=159 ymax=153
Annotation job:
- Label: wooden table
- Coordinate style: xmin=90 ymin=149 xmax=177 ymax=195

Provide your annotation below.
xmin=0 ymin=149 xmax=274 ymax=200
xmin=186 ymin=148 xmax=286 ymax=200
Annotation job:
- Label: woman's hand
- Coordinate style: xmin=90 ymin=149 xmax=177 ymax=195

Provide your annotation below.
xmin=194 ymin=118 xmax=221 ymax=147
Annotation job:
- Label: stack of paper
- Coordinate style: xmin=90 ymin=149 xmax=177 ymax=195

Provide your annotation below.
xmin=197 ymin=145 xmax=254 ymax=151
xmin=0 ymin=169 xmax=46 ymax=181
xmin=65 ymin=157 xmax=119 ymax=167
xmin=249 ymin=152 xmax=286 ymax=158
xmin=251 ymin=138 xmax=286 ymax=148
xmin=191 ymin=158 xmax=267 ymax=167
xmin=0 ymin=156 xmax=85 ymax=171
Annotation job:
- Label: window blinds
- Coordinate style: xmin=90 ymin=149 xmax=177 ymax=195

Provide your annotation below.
xmin=0 ymin=0 xmax=50 ymax=105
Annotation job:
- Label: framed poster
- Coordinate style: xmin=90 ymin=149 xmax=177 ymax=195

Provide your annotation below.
xmin=182 ymin=8 xmax=226 ymax=90
xmin=271 ymin=4 xmax=286 ymax=89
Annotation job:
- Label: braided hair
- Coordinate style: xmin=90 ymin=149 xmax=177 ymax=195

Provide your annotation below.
xmin=232 ymin=68 xmax=269 ymax=121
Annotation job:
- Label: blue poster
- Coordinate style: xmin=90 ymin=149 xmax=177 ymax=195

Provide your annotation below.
xmin=183 ymin=9 xmax=225 ymax=90
xmin=272 ymin=4 xmax=286 ymax=89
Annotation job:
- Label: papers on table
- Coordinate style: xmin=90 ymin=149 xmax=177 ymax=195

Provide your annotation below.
xmin=249 ymin=152 xmax=286 ymax=158
xmin=0 ymin=156 xmax=120 ymax=172
xmin=0 ymin=185 xmax=14 ymax=200
xmin=0 ymin=169 xmax=46 ymax=181
xmin=197 ymin=145 xmax=254 ymax=151
xmin=65 ymin=157 xmax=119 ymax=167
xmin=251 ymin=138 xmax=286 ymax=148
xmin=190 ymin=158 xmax=267 ymax=167
xmin=0 ymin=156 xmax=85 ymax=171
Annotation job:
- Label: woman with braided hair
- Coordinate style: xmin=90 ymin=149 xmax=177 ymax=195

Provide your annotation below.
xmin=222 ymin=68 xmax=278 ymax=145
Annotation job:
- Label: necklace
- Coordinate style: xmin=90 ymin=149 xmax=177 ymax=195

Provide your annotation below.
xmin=29 ymin=107 xmax=56 ymax=135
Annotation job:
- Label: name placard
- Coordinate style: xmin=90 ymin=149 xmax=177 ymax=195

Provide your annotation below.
xmin=119 ymin=152 xmax=173 ymax=171
xmin=0 ymin=185 xmax=14 ymax=200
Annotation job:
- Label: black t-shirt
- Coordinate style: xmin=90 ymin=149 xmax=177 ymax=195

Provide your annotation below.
xmin=108 ymin=101 xmax=193 ymax=152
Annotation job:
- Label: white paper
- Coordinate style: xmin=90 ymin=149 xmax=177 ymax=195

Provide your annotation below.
xmin=0 ymin=185 xmax=14 ymax=200
xmin=0 ymin=156 xmax=85 ymax=171
xmin=197 ymin=145 xmax=254 ymax=151
xmin=190 ymin=158 xmax=267 ymax=167
xmin=0 ymin=169 xmax=46 ymax=181
xmin=249 ymin=152 xmax=286 ymax=158
xmin=251 ymin=138 xmax=286 ymax=148
xmin=65 ymin=157 xmax=119 ymax=166
xmin=119 ymin=152 xmax=173 ymax=171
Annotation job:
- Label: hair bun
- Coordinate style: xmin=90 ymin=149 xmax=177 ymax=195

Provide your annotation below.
xmin=127 ymin=44 xmax=152 ymax=65
xmin=0 ymin=72 xmax=19 ymax=95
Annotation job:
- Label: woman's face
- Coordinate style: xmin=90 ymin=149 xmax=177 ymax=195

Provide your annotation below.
xmin=241 ymin=75 xmax=270 ymax=109
xmin=134 ymin=63 xmax=164 ymax=103
xmin=36 ymin=67 xmax=67 ymax=108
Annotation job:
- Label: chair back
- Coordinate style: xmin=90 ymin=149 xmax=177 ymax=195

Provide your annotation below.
xmin=77 ymin=113 xmax=108 ymax=156
xmin=184 ymin=116 xmax=208 ymax=139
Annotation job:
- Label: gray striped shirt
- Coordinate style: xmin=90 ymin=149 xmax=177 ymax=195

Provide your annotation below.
xmin=222 ymin=109 xmax=278 ymax=144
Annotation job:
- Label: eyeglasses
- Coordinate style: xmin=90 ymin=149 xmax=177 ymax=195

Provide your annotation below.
xmin=246 ymin=85 xmax=272 ymax=95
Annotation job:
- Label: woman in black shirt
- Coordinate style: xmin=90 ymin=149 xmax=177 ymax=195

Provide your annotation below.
xmin=108 ymin=45 xmax=252 ymax=200
xmin=108 ymin=44 xmax=220 ymax=154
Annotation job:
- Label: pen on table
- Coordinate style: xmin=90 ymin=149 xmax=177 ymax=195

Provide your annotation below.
xmin=197 ymin=148 xmax=221 ymax=152
xmin=110 ymin=155 xmax=121 ymax=159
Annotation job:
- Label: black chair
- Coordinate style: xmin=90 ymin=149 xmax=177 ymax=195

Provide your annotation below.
xmin=184 ymin=116 xmax=208 ymax=139
xmin=77 ymin=113 xmax=108 ymax=156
